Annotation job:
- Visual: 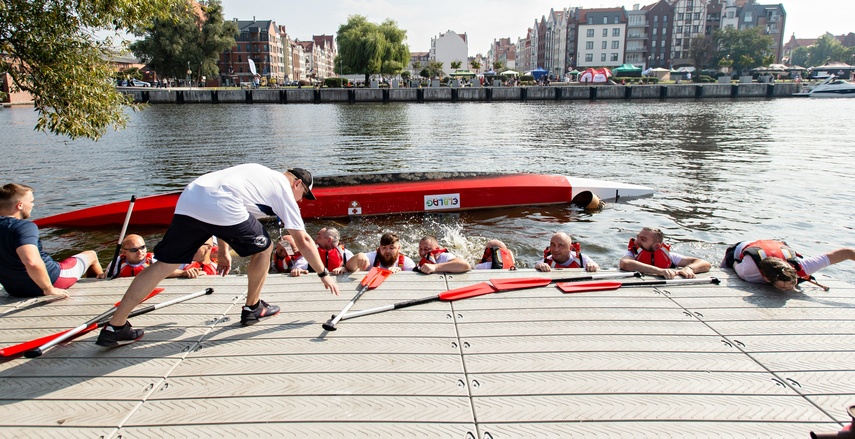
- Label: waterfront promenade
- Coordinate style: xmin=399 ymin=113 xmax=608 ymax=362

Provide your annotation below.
xmin=1 ymin=268 xmax=852 ymax=438
xmin=124 ymin=82 xmax=799 ymax=104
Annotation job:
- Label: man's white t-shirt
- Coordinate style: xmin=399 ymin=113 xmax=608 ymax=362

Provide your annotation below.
xmin=174 ymin=163 xmax=304 ymax=230
xmin=365 ymin=250 xmax=416 ymax=271
xmin=723 ymin=241 xmax=830 ymax=283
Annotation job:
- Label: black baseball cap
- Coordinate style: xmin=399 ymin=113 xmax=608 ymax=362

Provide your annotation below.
xmin=288 ymin=168 xmax=316 ymax=200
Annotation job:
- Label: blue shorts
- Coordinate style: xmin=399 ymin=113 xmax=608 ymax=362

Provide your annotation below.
xmin=153 ymin=214 xmax=271 ymax=263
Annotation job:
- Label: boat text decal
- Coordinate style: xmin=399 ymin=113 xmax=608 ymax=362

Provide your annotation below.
xmin=424 ymin=193 xmax=460 ymax=211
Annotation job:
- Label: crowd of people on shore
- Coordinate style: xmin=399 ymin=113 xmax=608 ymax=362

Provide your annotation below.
xmin=3 ymin=164 xmax=855 ymax=347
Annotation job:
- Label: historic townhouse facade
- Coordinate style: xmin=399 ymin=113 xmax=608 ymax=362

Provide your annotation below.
xmin=576 ymin=8 xmax=628 ymax=68
xmin=431 ymin=30 xmax=469 ymax=76
xmin=645 ymin=0 xmax=675 ymax=68
xmin=218 ymin=19 xmax=286 ymax=86
xmin=625 ymin=5 xmax=649 ymax=68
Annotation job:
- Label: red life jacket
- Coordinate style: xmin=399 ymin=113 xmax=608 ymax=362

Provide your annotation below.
xmin=543 ymin=242 xmax=584 ymax=268
xmin=310 ymin=245 xmax=348 ymax=272
xmin=737 ymin=240 xmax=810 ymax=280
xmin=480 ymin=246 xmax=516 ymax=270
xmin=116 ymin=253 xmax=154 ymax=277
xmin=628 ymin=238 xmax=674 ymax=269
xmin=184 ymin=260 xmax=218 ymax=275
xmin=373 ymin=251 xmax=406 ymax=269
xmin=273 ymin=251 xmax=301 ymax=273
xmin=417 ymin=248 xmax=448 ymax=267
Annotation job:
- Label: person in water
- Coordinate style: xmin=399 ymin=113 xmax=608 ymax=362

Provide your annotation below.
xmin=99 ymin=234 xmax=154 ymax=278
xmin=414 ymin=235 xmax=471 ymax=274
xmin=721 ymin=240 xmax=855 ymax=291
xmin=0 ymin=183 xmax=103 ymax=298
xmin=535 ymin=232 xmax=599 ymax=272
xmin=473 ymin=239 xmax=516 ymax=270
xmin=290 ymin=227 xmax=354 ymax=276
xmin=346 ymin=232 xmax=416 ymax=273
xmin=620 ymin=227 xmax=710 ymax=279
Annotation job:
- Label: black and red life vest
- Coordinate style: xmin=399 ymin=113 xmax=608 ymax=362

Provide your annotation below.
xmin=273 ymin=251 xmax=300 ymax=273
xmin=309 ymin=245 xmax=348 ymax=272
xmin=543 ymin=242 xmax=584 ymax=269
xmin=737 ymin=240 xmax=810 ymax=281
xmin=628 ymin=238 xmax=674 ymax=269
xmin=115 ymin=253 xmax=154 ymax=277
xmin=480 ymin=246 xmax=516 ymax=270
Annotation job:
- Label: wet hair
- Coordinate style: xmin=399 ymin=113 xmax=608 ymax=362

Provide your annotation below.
xmin=758 ymin=257 xmax=799 ymax=284
xmin=641 ymin=227 xmax=665 ymax=243
xmin=323 ymin=227 xmax=341 ymax=246
xmin=420 ymin=235 xmax=438 ymax=245
xmin=380 ymin=232 xmax=400 ymax=247
xmin=0 ymin=183 xmax=33 ymax=210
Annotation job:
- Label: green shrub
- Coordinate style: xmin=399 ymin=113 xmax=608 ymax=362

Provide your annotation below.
xmin=695 ymin=75 xmax=715 ymax=83
xmin=324 ymin=77 xmax=348 ymax=88
xmin=520 ymin=75 xmax=535 ymax=82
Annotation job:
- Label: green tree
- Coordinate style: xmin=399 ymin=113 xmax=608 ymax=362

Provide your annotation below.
xmin=689 ymin=35 xmax=716 ymax=70
xmin=450 ymin=60 xmax=463 ymax=70
xmin=131 ymin=0 xmax=236 ymax=85
xmin=1 ymin=0 xmax=185 ymax=139
xmin=805 ymin=34 xmax=852 ymax=66
xmin=426 ymin=60 xmax=444 ymax=78
xmin=714 ymin=27 xmax=774 ymax=73
xmin=493 ymin=60 xmax=505 ymax=71
xmin=470 ymin=59 xmax=481 ymax=72
xmin=790 ymin=46 xmax=810 ymax=67
xmin=337 ymin=15 xmax=410 ymax=84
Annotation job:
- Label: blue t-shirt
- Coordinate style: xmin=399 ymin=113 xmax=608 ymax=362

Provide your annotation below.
xmin=0 ymin=216 xmax=59 ymax=296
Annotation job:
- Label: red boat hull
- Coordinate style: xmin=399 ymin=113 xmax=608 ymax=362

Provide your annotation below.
xmin=34 ymin=173 xmax=653 ymax=228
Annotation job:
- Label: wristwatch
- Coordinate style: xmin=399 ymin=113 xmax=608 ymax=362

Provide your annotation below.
xmin=317 ymin=269 xmax=330 ymax=278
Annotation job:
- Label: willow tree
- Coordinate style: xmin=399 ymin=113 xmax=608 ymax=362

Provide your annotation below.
xmin=1 ymin=0 xmax=186 ymax=140
xmin=131 ymin=0 xmax=236 ymax=84
xmin=337 ymin=15 xmax=410 ymax=84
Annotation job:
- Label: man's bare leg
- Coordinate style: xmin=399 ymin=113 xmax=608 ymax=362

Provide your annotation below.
xmin=108 ymin=261 xmax=181 ymax=326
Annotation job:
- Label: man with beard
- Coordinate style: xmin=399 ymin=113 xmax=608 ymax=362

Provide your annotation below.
xmin=346 ymin=232 xmax=416 ymax=273
xmin=0 ymin=183 xmax=103 ymax=298
xmin=620 ymin=227 xmax=710 ymax=279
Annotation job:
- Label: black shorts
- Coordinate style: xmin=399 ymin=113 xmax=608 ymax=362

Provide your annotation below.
xmin=153 ymin=214 xmax=272 ymax=263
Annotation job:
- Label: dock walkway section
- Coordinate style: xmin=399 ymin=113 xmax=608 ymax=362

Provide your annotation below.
xmin=1 ymin=268 xmax=853 ymax=438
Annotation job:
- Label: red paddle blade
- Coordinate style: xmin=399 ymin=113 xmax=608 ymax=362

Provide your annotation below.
xmin=113 ymin=287 xmax=164 ymax=307
xmin=439 ymin=282 xmax=498 ymax=301
xmin=557 ymin=281 xmax=623 ymax=294
xmin=359 ymin=267 xmax=392 ymax=290
xmin=0 ymin=322 xmax=98 ymax=358
xmin=489 ymin=277 xmax=553 ymax=291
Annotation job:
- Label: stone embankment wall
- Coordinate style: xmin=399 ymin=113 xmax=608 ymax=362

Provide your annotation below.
xmin=128 ymin=83 xmax=798 ymax=104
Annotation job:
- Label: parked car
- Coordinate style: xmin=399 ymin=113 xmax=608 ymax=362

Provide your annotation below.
xmin=130 ymin=79 xmax=151 ymax=87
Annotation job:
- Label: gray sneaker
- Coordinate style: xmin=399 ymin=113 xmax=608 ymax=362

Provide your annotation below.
xmin=96 ymin=322 xmax=144 ymax=347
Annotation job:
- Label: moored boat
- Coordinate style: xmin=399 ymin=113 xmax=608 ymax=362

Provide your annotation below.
xmin=33 ymin=172 xmax=654 ymax=228
xmin=799 ymin=75 xmax=855 ymax=98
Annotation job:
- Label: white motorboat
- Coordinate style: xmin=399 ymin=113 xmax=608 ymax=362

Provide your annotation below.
xmin=802 ymin=75 xmax=855 ymax=98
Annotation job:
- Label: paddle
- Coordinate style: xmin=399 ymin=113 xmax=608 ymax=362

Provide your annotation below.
xmin=322 ymin=267 xmax=392 ymax=331
xmin=489 ymin=271 xmax=641 ymax=292
xmin=20 ymin=287 xmax=167 ymax=358
xmin=557 ymin=277 xmax=721 ymax=294
xmin=336 ymin=281 xmax=498 ymax=322
xmin=107 ymin=195 xmax=136 ymax=279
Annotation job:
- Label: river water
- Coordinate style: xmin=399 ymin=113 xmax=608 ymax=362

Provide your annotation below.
xmin=2 ymin=98 xmax=854 ymax=282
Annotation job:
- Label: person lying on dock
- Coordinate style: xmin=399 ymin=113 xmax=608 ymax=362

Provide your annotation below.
xmin=721 ymin=240 xmax=855 ymax=291
xmin=346 ymin=232 xmax=416 ymax=273
xmin=290 ymin=227 xmax=353 ymax=276
xmin=95 ymin=165 xmax=339 ymax=348
xmin=414 ymin=235 xmax=471 ymax=274
xmin=535 ymin=232 xmax=599 ymax=272
xmin=473 ymin=239 xmax=516 ymax=270
xmin=620 ymin=227 xmax=710 ymax=279
xmin=98 ymin=234 xmax=154 ymax=278
xmin=271 ymin=235 xmax=300 ymax=273
xmin=0 ymin=183 xmax=104 ymax=298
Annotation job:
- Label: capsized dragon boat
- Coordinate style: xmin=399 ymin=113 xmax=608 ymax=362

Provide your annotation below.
xmin=33 ymin=172 xmax=654 ymax=228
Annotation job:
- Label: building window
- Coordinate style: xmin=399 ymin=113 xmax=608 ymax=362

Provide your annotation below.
xmin=602 ymin=28 xmax=608 ymax=37
xmin=652 ymin=40 xmax=657 ymax=48
xmin=653 ymin=28 xmax=658 ymax=36
xmin=588 ymin=17 xmax=593 ymax=24
xmin=585 ymin=53 xmax=593 ymax=62
xmin=587 ymin=29 xmax=594 ymax=37
xmin=677 ymin=25 xmax=683 ymax=33
xmin=663 ymin=15 xmax=668 ymax=22
xmin=612 ymin=41 xmax=620 ymax=49
xmin=613 ymin=28 xmax=621 ymax=36
xmin=693 ymin=25 xmax=699 ymax=33
xmin=694 ymin=12 xmax=701 ymax=20
xmin=586 ymin=41 xmax=594 ymax=50
xmin=676 ymin=39 xmax=681 ymax=46
xmin=611 ymin=53 xmax=619 ymax=61
xmin=653 ymin=15 xmax=658 ymax=23
xmin=677 ymin=13 xmax=684 ymax=21
xmin=603 ymin=17 xmax=608 ymax=24
xmin=601 ymin=53 xmax=607 ymax=62
xmin=602 ymin=41 xmax=608 ymax=49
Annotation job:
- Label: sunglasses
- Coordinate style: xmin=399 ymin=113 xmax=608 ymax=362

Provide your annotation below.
xmin=123 ymin=245 xmax=146 ymax=253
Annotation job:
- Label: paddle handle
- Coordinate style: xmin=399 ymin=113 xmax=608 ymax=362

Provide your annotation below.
xmin=338 ymin=296 xmax=439 ymax=322
xmin=553 ymin=271 xmax=641 ymax=283
xmin=108 ymin=195 xmax=136 ymax=279
xmin=323 ymin=285 xmax=369 ymax=330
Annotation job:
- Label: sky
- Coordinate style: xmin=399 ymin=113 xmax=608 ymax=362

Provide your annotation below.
xmin=219 ymin=0 xmax=848 ymax=55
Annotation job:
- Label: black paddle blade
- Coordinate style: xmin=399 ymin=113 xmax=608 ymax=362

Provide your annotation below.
xmin=322 ymin=314 xmax=338 ymax=331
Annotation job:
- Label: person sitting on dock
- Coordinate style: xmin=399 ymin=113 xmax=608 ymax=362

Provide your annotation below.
xmin=290 ymin=227 xmax=353 ymax=276
xmin=271 ymin=235 xmax=300 ymax=273
xmin=99 ymin=234 xmax=154 ymax=278
xmin=535 ymin=232 xmax=599 ymax=272
xmin=94 ymin=165 xmax=339 ymax=347
xmin=0 ymin=183 xmax=103 ymax=298
xmin=473 ymin=239 xmax=516 ymax=270
xmin=346 ymin=232 xmax=416 ymax=273
xmin=721 ymin=240 xmax=855 ymax=291
xmin=620 ymin=227 xmax=710 ymax=279
xmin=414 ymin=235 xmax=471 ymax=274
